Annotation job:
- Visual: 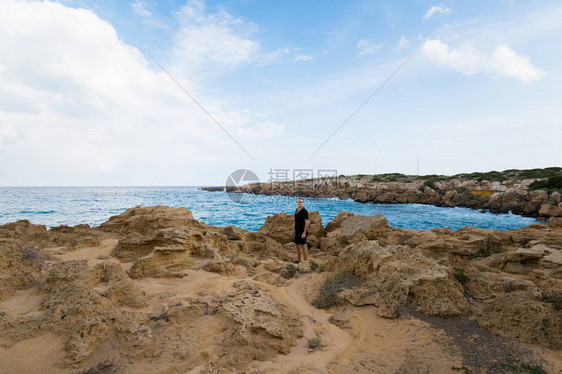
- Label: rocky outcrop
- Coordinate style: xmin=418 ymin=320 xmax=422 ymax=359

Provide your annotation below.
xmin=1 ymin=205 xmax=561 ymax=373
xmin=539 ymin=204 xmax=562 ymax=217
xmin=97 ymin=205 xmax=198 ymax=235
xmin=0 ymin=239 xmax=42 ymax=301
xmin=0 ymin=219 xmax=109 ymax=301
xmin=338 ymin=213 xmax=390 ymax=244
xmin=205 ymin=174 xmax=562 ymax=219
xmin=0 ymin=207 xmax=306 ymax=372
xmin=100 ymin=207 xmax=291 ymax=278
xmin=463 ymin=270 xmax=538 ymax=299
xmin=0 ymin=260 xmax=150 ymax=366
xmin=313 ymin=210 xmax=562 ymax=348
xmin=325 ymin=240 xmax=470 ymax=318
xmin=476 ymin=291 xmax=561 ymax=348
xmin=549 ymin=217 xmax=562 ymax=229
xmin=218 ymin=281 xmax=302 ymax=368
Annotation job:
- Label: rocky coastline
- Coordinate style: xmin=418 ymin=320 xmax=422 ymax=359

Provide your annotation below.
xmin=203 ymin=169 xmax=562 ymax=219
xmin=0 ymin=205 xmax=560 ymax=373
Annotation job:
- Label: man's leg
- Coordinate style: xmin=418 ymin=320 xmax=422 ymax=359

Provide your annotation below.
xmin=302 ymin=244 xmax=308 ymax=261
xmin=296 ymin=244 xmax=302 ymax=262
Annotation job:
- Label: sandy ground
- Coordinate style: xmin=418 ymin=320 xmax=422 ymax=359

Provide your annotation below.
xmin=1 ymin=239 xmax=560 ymax=374
xmin=0 ymin=333 xmax=66 ymax=374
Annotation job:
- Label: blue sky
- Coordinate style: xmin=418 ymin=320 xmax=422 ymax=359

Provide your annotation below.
xmin=0 ymin=0 xmax=560 ymax=185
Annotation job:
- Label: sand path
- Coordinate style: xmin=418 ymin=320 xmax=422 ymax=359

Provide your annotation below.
xmin=247 ymin=275 xmax=353 ymax=373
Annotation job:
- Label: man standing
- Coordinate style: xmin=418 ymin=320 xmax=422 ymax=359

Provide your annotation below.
xmin=291 ymin=197 xmax=310 ymax=263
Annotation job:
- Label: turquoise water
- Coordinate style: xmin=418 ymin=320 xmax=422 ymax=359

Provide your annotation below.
xmin=0 ymin=186 xmax=540 ymax=231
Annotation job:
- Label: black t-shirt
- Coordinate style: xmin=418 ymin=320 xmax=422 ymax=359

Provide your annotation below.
xmin=294 ymin=207 xmax=309 ymax=233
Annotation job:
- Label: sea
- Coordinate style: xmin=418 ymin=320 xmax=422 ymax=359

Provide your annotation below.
xmin=0 ymin=186 xmax=540 ymax=231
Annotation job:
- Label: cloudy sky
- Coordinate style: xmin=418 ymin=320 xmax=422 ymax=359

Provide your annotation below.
xmin=0 ymin=0 xmax=560 ymax=186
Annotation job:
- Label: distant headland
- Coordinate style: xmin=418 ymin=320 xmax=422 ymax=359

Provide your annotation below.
xmin=203 ymin=167 xmax=562 ymax=219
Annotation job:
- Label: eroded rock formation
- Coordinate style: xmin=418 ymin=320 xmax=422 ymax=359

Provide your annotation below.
xmin=0 ymin=206 xmax=560 ymax=373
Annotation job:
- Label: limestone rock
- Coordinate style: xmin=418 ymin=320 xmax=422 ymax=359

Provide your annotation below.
xmin=329 ymin=310 xmax=351 ymax=328
xmin=219 ymin=289 xmax=302 ymax=368
xmin=258 ymin=211 xmax=325 ymax=248
xmin=98 ymin=206 xmax=291 ymax=278
xmin=0 ymin=220 xmax=48 ymax=241
xmin=504 ymin=246 xmax=548 ymax=262
xmin=102 ymin=278 xmax=148 ymax=308
xmin=476 ymin=291 xmax=562 ymax=348
xmin=548 ymin=217 xmax=562 ymax=229
xmin=326 ymin=241 xmax=469 ymax=318
xmin=488 ymin=244 xmax=562 ymax=278
xmin=0 ymin=239 xmax=42 ymax=301
xmin=325 ymin=211 xmax=355 ymax=233
xmin=539 ymin=204 xmax=562 ymax=218
xmin=2 ymin=204 xmax=562 ymax=372
xmin=338 ymin=214 xmax=390 ymax=245
xmin=97 ymin=205 xmax=198 ymax=235
xmin=203 ymin=254 xmax=235 ymax=275
xmin=297 ymin=260 xmax=313 ymax=274
xmin=1 ymin=260 xmax=150 ymax=366
xmin=464 ymin=270 xmax=538 ymax=299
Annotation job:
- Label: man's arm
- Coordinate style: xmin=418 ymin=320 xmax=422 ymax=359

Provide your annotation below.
xmin=301 ymin=219 xmax=310 ymax=238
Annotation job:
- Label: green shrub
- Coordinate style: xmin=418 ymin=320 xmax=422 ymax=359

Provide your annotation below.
xmin=529 ymin=175 xmax=562 ymax=192
xmin=541 ymin=293 xmax=562 ymax=310
xmin=453 ymin=267 xmax=469 ymax=283
xmin=451 ymin=366 xmax=472 ymax=374
xmin=307 ymin=336 xmax=323 ymax=350
xmin=285 ymin=264 xmax=297 ymax=278
xmin=423 ymin=179 xmax=436 ymax=189
xmin=470 ymin=236 xmax=502 ymax=259
xmin=418 ymin=174 xmax=448 ymax=181
xmin=310 ymin=261 xmax=320 ymax=272
xmin=455 ymin=186 xmax=469 ymax=194
xmin=495 ymin=358 xmax=547 ymax=374
xmin=520 ymin=168 xmax=560 ymax=179
xmin=478 ymin=171 xmax=506 ymax=181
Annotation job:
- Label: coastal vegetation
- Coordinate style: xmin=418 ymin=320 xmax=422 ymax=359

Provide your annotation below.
xmin=355 ymin=167 xmax=562 ymax=184
xmin=208 ymin=166 xmax=562 ymax=220
xmin=453 ymin=267 xmax=469 ymax=284
xmin=307 ymin=336 xmax=324 ymax=351
xmin=529 ymin=175 xmax=562 ymax=193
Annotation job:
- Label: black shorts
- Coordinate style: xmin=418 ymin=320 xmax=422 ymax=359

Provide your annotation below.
xmin=294 ymin=231 xmax=307 ymax=245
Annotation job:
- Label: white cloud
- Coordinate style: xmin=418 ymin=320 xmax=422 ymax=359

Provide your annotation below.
xmin=237 ymin=121 xmax=286 ymax=137
xmin=356 ymin=39 xmax=382 ymax=56
xmin=171 ymin=0 xmax=260 ymax=73
xmin=293 ymin=54 xmax=314 ymax=62
xmin=490 ymin=44 xmax=545 ymax=83
xmin=132 ymin=0 xmax=151 ymax=17
xmin=421 ymin=39 xmax=545 ymax=83
xmin=423 ymin=5 xmax=451 ymax=20
xmin=0 ymin=0 xmax=280 ymax=185
xmin=397 ymin=36 xmax=410 ymax=50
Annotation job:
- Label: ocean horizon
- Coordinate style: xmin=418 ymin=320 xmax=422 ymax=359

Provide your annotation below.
xmin=0 ymin=186 xmax=540 ymax=232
